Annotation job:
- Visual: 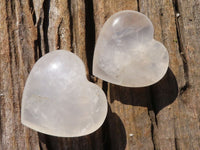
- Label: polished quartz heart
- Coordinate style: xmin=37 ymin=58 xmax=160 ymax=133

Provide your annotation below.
xmin=93 ymin=10 xmax=169 ymax=87
xmin=21 ymin=50 xmax=108 ymax=137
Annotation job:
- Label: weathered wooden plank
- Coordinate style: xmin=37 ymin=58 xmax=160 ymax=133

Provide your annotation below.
xmin=0 ymin=0 xmax=200 ymax=149
xmin=93 ymin=1 xmax=155 ymax=150
xmin=36 ymin=0 xmax=105 ymax=150
xmin=0 ymin=0 xmax=40 ymax=149
xmin=139 ymin=0 xmax=183 ymax=150
xmin=174 ymin=0 xmax=200 ymax=149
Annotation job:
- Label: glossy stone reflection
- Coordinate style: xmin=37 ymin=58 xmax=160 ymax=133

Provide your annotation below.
xmin=21 ymin=50 xmax=108 ymax=137
xmin=93 ymin=10 xmax=169 ymax=87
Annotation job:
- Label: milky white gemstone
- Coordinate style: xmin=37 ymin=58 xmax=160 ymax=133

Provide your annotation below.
xmin=93 ymin=10 xmax=169 ymax=87
xmin=21 ymin=50 xmax=108 ymax=137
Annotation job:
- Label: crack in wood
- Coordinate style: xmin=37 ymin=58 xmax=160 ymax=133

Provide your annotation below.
xmin=175 ymin=137 xmax=179 ymax=150
xmin=151 ymin=123 xmax=156 ymax=150
xmin=68 ymin=0 xmax=74 ymax=52
xmin=147 ymin=110 xmax=156 ymax=150
xmin=42 ymin=0 xmax=50 ymax=53
xmin=35 ymin=18 xmax=42 ymax=60
xmin=57 ymin=19 xmax=63 ymax=49
xmin=137 ymin=0 xmax=140 ymax=12
xmin=28 ymin=0 xmax=36 ymax=25
xmin=173 ymin=0 xmax=190 ymax=95
xmin=85 ymin=0 xmax=95 ymax=79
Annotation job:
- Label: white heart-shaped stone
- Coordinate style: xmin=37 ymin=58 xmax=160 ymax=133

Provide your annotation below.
xmin=93 ymin=10 xmax=169 ymax=87
xmin=21 ymin=50 xmax=108 ymax=137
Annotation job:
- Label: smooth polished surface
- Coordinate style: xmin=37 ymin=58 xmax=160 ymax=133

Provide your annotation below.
xmin=21 ymin=50 xmax=108 ymax=137
xmin=93 ymin=10 xmax=169 ymax=87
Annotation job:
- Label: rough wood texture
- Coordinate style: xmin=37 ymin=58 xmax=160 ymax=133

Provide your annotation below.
xmin=0 ymin=0 xmax=200 ymax=149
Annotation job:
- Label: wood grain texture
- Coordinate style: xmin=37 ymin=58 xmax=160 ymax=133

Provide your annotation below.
xmin=0 ymin=0 xmax=200 ymax=149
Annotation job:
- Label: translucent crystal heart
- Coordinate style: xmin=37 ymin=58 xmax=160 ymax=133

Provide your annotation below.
xmin=21 ymin=50 xmax=108 ymax=137
xmin=93 ymin=10 xmax=169 ymax=87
